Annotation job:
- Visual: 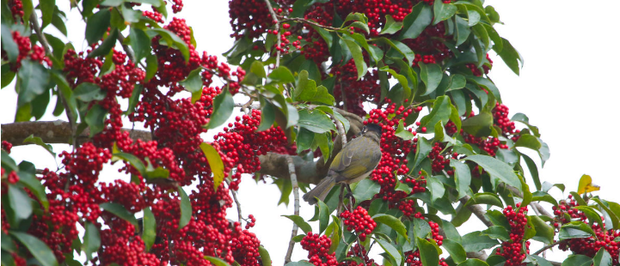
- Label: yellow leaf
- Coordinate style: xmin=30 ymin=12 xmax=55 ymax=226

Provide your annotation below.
xmin=577 ymin=174 xmax=600 ymax=194
xmin=199 ymin=142 xmax=225 ymax=191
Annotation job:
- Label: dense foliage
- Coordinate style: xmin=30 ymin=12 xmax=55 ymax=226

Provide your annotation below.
xmin=1 ymin=0 xmax=619 ymax=266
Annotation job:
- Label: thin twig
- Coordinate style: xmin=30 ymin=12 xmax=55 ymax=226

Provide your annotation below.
xmin=30 ymin=13 xmax=51 ymax=55
xmin=284 ymin=156 xmax=300 ymax=264
xmin=262 ymin=0 xmax=281 ymax=67
xmin=333 ymin=115 xmax=347 ymax=147
xmin=230 ymin=182 xmax=243 ymax=223
xmin=116 ymin=32 xmax=136 ymax=63
xmin=532 ymin=242 xmax=559 ymax=256
xmin=277 ymin=16 xmax=340 ymax=31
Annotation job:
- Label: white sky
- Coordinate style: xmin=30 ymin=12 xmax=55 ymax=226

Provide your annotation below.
xmin=2 ymin=1 xmax=620 ymax=265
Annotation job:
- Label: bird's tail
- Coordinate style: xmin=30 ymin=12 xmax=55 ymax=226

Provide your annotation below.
xmin=303 ymin=175 xmax=336 ymax=205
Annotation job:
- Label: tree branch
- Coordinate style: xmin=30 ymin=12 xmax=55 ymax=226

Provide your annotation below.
xmin=277 ymin=16 xmax=340 ymax=31
xmin=284 ymin=156 xmax=299 ymax=264
xmin=262 ymin=0 xmax=281 ymax=67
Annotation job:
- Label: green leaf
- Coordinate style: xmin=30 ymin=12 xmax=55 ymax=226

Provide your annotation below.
xmin=528 ymin=215 xmax=554 ymax=245
xmin=129 ymin=27 xmax=151 ymax=62
xmin=418 ymin=237 xmax=439 ymax=266
xmin=111 ymin=152 xmax=147 ymax=178
xmin=10 ymin=232 xmax=58 ymax=266
xmin=142 ymin=207 xmax=156 ymax=252
xmin=573 ymin=206 xmax=603 ymax=227
xmin=400 ymin=2 xmax=432 ymax=39
xmin=23 ymin=135 xmax=55 ymax=157
xmin=126 ymin=84 xmax=143 ymax=115
xmin=146 ymin=28 xmax=190 ymax=62
xmin=88 ymin=29 xmax=119 ymax=58
xmin=1 ymin=24 xmax=18 ymax=62
xmin=451 ymin=159 xmax=472 ymax=199
xmin=464 ymin=155 xmax=521 ymax=190
xmin=199 ymin=142 xmax=225 ymax=191
xmin=85 ymin=9 xmax=111 ymax=45
xmin=419 ymin=96 xmax=451 ymax=133
xmin=206 ymin=88 xmax=234 ymax=129
xmin=433 ymin=1 xmax=457 ymax=25
xmin=376 ymin=239 xmax=402 ymax=266
xmin=379 ymin=66 xmax=411 ymax=103
xmin=178 ymin=187 xmax=192 ymax=229
xmin=481 ymin=225 xmax=509 ymax=241
xmin=461 ymin=231 xmax=499 ymax=253
xmin=493 ymin=37 xmax=522 ymax=76
xmin=258 ymin=100 xmax=276 ymax=131
xmin=427 ymin=177 xmax=445 ymax=202
xmin=180 ymin=68 xmax=203 ymax=95
xmin=593 ymin=248 xmax=613 ymax=266
xmin=559 ymin=221 xmax=596 ymax=240
xmin=205 ymin=256 xmax=232 ymax=266
xmin=2 ymin=150 xmax=18 ymax=172
xmin=409 ymin=137 xmax=432 ymax=172
xmin=8 ymin=184 xmax=33 ymax=226
xmin=100 ymin=202 xmax=138 ymax=226
xmin=129 ymin=0 xmax=162 ymax=6
xmin=258 ymin=246 xmax=272 ymax=266
xmin=268 ymin=66 xmax=295 ymax=83
xmin=466 ymin=192 xmax=503 ymax=208
xmin=521 ymin=153 xmax=541 ymax=191
xmin=17 ymin=162 xmax=49 ymax=210
xmin=372 ymin=214 xmax=407 ymax=239
xmin=85 ymin=104 xmax=108 ymax=137
xmin=145 ymin=54 xmax=157 ymax=82
xmin=454 ymin=16 xmax=470 ymax=46
xmin=352 ymin=179 xmax=381 ymax=204
xmin=561 ymin=254 xmax=593 ymax=266
xmin=250 ymin=60 xmax=266 ymax=78
xmin=317 ymin=200 xmax=330 ymax=234
xmin=342 ymin=38 xmax=367 ymax=79
xmin=73 ymin=82 xmax=105 ymax=102
xmin=17 ymin=60 xmax=50 ymax=107
xmin=514 ymin=134 xmax=541 ymax=150
xmin=443 ymin=239 xmax=467 ymax=264
xmin=419 ymin=63 xmax=443 ymax=96
xmin=461 ymin=112 xmax=493 ymax=137
xmin=100 ymin=0 xmax=123 ymax=6
xmin=395 ymin=120 xmax=414 ymax=140
xmin=1 ymin=65 xmax=16 ymax=88
xmin=375 ymin=37 xmax=416 ymax=65
xmin=381 ymin=15 xmax=403 ymax=35
xmin=283 ymin=215 xmax=313 ymax=234
xmin=592 ymin=197 xmax=620 ymax=230
xmin=472 ymin=24 xmax=489 ymax=50
xmin=298 ymin=109 xmax=336 ymax=133
xmin=83 ymin=222 xmax=101 ymax=261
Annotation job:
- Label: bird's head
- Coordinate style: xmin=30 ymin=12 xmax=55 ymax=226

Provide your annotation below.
xmin=362 ymin=123 xmax=382 ymax=138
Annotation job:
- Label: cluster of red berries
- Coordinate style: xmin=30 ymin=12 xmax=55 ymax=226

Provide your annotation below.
xmin=3 ymin=31 xmax=51 ymax=70
xmin=340 ymin=206 xmax=377 ymax=241
xmin=228 ymin=0 xmax=279 ymax=39
xmin=493 ymin=103 xmax=517 ymax=137
xmin=301 ymin=232 xmax=338 ymax=266
xmin=554 ymin=196 xmax=620 ymax=264
xmin=403 ymin=219 xmax=448 ymax=265
xmin=466 ymin=54 xmax=494 ymax=76
xmin=339 ymin=244 xmax=376 ymax=266
xmin=8 ymin=0 xmax=23 ymax=18
xmin=331 ymin=61 xmax=382 ymax=116
xmin=496 ymin=204 xmax=530 ymax=266
xmin=336 ymin=0 xmax=412 ymax=36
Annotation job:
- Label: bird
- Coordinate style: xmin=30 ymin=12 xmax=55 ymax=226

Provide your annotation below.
xmin=302 ymin=123 xmax=382 ymax=205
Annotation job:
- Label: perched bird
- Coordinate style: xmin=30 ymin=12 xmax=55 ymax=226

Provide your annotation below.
xmin=303 ymin=123 xmax=382 ymax=204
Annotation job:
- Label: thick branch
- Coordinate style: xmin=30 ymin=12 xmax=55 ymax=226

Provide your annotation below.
xmin=1 ymin=121 xmax=152 ymax=145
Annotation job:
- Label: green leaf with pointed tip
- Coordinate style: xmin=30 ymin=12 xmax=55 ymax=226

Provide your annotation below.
xmin=206 ymin=88 xmax=234 ymax=129
xmin=129 ymin=27 xmax=151 ymax=62
xmin=593 ymin=248 xmax=613 ymax=266
xmin=395 ymin=120 xmax=414 ymax=140
xmin=493 ymin=37 xmax=522 ymax=76
xmin=451 ymin=159 xmax=472 ymax=199
xmin=379 ymin=66 xmax=411 ymax=103
xmin=180 ymin=68 xmax=203 ymax=93
xmin=298 ymin=109 xmax=336 ymax=133
xmin=178 ymin=187 xmax=192 ymax=229
xmin=283 ymin=215 xmax=313 ymax=234
xmin=85 ymin=9 xmax=111 ymax=45
xmin=454 ymin=16 xmax=470 ymax=46
xmin=85 ymin=104 xmax=108 ymax=137
xmin=23 ymin=135 xmax=55 ymax=157
xmin=83 ymin=222 xmax=100 ymax=261
xmin=529 ymin=215 xmax=554 ymax=245
xmin=427 ymin=177 xmax=445 ymax=202
xmin=419 ymin=96 xmax=451 ymax=133
xmin=515 ymin=134 xmax=541 ymax=150
xmin=559 ymin=221 xmax=596 ymax=240
xmin=100 ymin=202 xmax=138 ymax=226
xmin=8 ymin=184 xmax=32 ymax=226
xmin=10 ymin=232 xmax=58 ymax=266
xmin=250 ymin=60 xmax=266 ymax=78
xmin=458 ymin=259 xmax=489 ymax=266
xmin=521 ymin=153 xmax=541 ymax=191
xmin=145 ymin=54 xmax=157 ymax=82
xmin=258 ymin=100 xmax=276 ymax=131
xmin=373 ymin=214 xmax=407 ymax=239
xmin=400 ymin=2 xmax=432 ymax=39
xmin=111 ymin=152 xmax=146 ymax=178
xmin=482 ymin=225 xmax=509 ymax=241
xmin=375 ymin=38 xmax=416 ymax=65
xmin=418 ymin=237 xmax=439 ymax=266
xmin=1 ymin=24 xmax=18 ymax=62
xmin=142 ymin=207 xmax=156 ymax=252
xmin=465 ymin=155 xmax=521 ymax=191
xmin=381 ymin=15 xmax=403 ymax=35
xmin=419 ymin=63 xmax=443 ymax=96
xmin=443 ymin=239 xmax=467 ymax=264
xmin=342 ymin=38 xmax=367 ymax=79
xmin=205 ymin=256 xmax=232 ymax=266
xmin=16 ymin=162 xmax=49 ymax=210
xmin=466 ymin=192 xmax=503 ymax=208
xmin=433 ymin=1 xmax=457 ymax=25
xmin=317 ymin=200 xmax=330 ymax=234
xmin=573 ymin=206 xmax=603 ymax=227
xmin=88 ymin=29 xmax=118 ymax=58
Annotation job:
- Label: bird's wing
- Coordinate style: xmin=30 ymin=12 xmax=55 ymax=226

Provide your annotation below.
xmin=332 ymin=137 xmax=381 ymax=183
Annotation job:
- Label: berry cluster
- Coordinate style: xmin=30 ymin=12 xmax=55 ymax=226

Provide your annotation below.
xmin=404 ymin=219 xmax=448 ymax=266
xmin=340 ymin=206 xmax=377 ymax=241
xmin=496 ymin=204 xmax=530 ymax=266
xmin=554 ymin=196 xmax=620 ymax=264
xmin=3 ymin=31 xmax=51 ymax=70
xmin=301 ymin=232 xmax=338 ymax=266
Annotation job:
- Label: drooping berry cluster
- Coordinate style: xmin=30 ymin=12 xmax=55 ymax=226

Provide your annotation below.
xmin=301 ymin=232 xmax=338 ymax=266
xmin=340 ymin=206 xmax=377 ymax=241
xmin=2 ymin=31 xmax=51 ymax=70
xmin=496 ymin=204 xmax=530 ymax=266
xmin=404 ymin=219 xmax=448 ymax=266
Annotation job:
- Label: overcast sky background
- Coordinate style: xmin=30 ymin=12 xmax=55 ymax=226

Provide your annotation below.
xmin=2 ymin=1 xmax=620 ymax=264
